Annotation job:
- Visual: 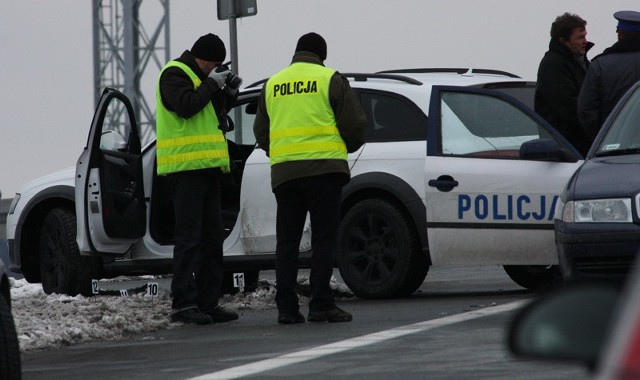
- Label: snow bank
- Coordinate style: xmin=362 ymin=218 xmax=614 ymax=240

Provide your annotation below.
xmin=10 ymin=276 xmax=353 ymax=352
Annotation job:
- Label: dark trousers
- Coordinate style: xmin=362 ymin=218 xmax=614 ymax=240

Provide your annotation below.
xmin=273 ymin=173 xmax=345 ymax=314
xmin=168 ymin=168 xmax=224 ymax=313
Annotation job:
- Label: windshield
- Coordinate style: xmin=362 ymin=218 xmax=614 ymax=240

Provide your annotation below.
xmin=596 ymin=86 xmax=640 ymax=157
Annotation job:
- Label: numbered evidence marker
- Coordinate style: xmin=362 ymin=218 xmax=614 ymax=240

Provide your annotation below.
xmin=233 ymin=272 xmax=245 ymax=292
xmin=92 ymin=279 xmax=99 ymax=295
xmin=147 ymin=282 xmax=159 ymax=298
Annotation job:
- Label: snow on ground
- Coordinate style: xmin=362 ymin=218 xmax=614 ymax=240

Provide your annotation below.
xmin=10 ymin=276 xmax=353 ymax=353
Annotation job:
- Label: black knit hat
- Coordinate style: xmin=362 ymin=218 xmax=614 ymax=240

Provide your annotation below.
xmin=190 ymin=33 xmax=226 ymax=62
xmin=295 ymin=32 xmax=327 ymax=60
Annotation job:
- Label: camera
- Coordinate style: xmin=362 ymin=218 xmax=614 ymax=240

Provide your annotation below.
xmin=216 ymin=62 xmax=242 ymax=89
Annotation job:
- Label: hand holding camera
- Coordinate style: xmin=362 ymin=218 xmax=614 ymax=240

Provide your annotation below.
xmin=208 ymin=67 xmax=231 ymax=89
xmin=214 ymin=62 xmax=243 ymax=92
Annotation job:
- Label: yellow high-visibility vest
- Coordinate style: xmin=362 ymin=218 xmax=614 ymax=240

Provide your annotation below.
xmin=265 ymin=63 xmax=347 ymax=166
xmin=155 ymin=61 xmax=230 ymax=175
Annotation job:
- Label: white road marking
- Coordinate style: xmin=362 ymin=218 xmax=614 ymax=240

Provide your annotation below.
xmin=189 ymin=300 xmax=527 ymax=380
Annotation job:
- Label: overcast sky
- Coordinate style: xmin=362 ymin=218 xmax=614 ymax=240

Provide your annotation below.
xmin=1 ymin=1 xmax=637 ymax=197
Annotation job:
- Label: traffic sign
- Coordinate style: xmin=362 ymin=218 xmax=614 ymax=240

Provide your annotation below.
xmin=217 ymin=0 xmax=257 ymax=20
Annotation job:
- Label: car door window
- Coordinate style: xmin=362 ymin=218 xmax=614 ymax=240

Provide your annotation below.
xmin=597 ymin=87 xmax=640 ymax=154
xmin=99 ymin=98 xmax=140 ymax=155
xmin=440 ymin=91 xmax=552 ymax=158
xmin=226 ymin=102 xmax=257 ymax=146
xmin=359 ymin=91 xmax=427 ymax=142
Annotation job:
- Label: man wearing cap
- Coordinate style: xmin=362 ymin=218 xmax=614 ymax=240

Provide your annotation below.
xmin=156 ymin=33 xmax=241 ymax=325
xmin=253 ymin=32 xmax=367 ymax=324
xmin=578 ymin=11 xmax=640 ymax=140
xmin=535 ymin=12 xmax=593 ymax=156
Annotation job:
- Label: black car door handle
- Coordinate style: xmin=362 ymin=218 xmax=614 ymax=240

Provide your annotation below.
xmin=428 ymin=175 xmax=459 ymax=192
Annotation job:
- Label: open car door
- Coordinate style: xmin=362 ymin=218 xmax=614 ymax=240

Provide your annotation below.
xmin=424 ymin=85 xmax=583 ymax=266
xmin=76 ymin=88 xmax=146 ymax=255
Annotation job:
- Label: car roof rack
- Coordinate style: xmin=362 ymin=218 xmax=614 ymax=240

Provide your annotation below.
xmin=342 ymin=73 xmax=423 ymax=85
xmin=246 ymin=78 xmax=268 ymax=88
xmin=246 ymin=68 xmax=519 ymax=88
xmin=245 ymin=72 xmax=423 ymax=88
xmin=377 ymin=68 xmax=521 ymax=79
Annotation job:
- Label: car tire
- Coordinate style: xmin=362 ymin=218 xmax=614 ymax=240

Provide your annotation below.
xmin=338 ymin=199 xmax=428 ymax=299
xmin=39 ymin=208 xmax=102 ymax=297
xmin=0 ymin=297 xmax=21 ymax=380
xmin=503 ymin=265 xmax=559 ymax=291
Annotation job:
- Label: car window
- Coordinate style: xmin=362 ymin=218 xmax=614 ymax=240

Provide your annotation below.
xmin=597 ymin=86 xmax=640 ymax=155
xmin=358 ymin=91 xmax=427 ymax=142
xmin=227 ymin=101 xmax=257 ymax=146
xmin=472 ymin=82 xmax=536 ymax=109
xmin=440 ymin=91 xmax=552 ymax=158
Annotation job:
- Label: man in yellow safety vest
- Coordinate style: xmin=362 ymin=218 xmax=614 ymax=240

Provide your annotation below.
xmin=253 ymin=32 xmax=367 ymax=324
xmin=156 ymin=33 xmax=240 ymax=325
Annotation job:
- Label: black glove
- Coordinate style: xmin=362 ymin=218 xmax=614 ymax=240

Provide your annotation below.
xmin=224 ymin=75 xmax=243 ymax=96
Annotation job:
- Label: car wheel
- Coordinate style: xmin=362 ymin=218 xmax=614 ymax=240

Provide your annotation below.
xmin=503 ymin=265 xmax=559 ymax=291
xmin=0 ymin=298 xmax=21 ymax=380
xmin=39 ymin=208 xmax=102 ymax=296
xmin=338 ymin=199 xmax=428 ymax=299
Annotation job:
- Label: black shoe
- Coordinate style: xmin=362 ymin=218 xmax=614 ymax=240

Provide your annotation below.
xmin=278 ymin=311 xmax=306 ymax=324
xmin=171 ymin=308 xmax=213 ymax=325
xmin=204 ymin=305 xmax=239 ymax=323
xmin=308 ymin=307 xmax=352 ymax=323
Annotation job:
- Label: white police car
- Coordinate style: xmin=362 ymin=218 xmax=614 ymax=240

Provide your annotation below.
xmin=6 ymin=68 xmax=584 ymax=299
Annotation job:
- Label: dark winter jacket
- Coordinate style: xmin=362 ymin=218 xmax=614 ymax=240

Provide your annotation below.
xmin=253 ymin=52 xmax=367 ymax=190
xmin=158 ymin=50 xmax=236 ymax=122
xmin=578 ymin=37 xmax=640 ymax=140
xmin=535 ymin=39 xmax=593 ymax=155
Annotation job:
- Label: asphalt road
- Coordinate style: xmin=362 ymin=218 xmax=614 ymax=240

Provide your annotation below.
xmin=20 ymin=266 xmax=589 ymax=380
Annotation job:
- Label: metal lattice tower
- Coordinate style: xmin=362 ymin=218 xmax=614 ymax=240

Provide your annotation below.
xmin=92 ymin=0 xmax=170 ymax=144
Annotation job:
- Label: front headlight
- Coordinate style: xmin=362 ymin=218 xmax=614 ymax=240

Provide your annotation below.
xmin=562 ymin=198 xmax=632 ymax=223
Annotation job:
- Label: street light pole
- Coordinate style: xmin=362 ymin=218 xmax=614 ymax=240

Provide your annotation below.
xmin=228 ymin=1 xmax=239 ymax=76
xmin=217 ymin=0 xmax=257 ymax=76
xmin=217 ymin=0 xmax=257 ymax=144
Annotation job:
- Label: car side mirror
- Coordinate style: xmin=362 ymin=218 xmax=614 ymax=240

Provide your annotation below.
xmin=508 ymin=281 xmax=621 ymax=368
xmin=100 ymin=130 xmax=127 ymax=152
xmin=519 ymin=138 xmax=564 ymax=161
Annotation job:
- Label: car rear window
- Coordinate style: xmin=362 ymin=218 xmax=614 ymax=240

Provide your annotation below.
xmin=358 ymin=91 xmax=428 ymax=142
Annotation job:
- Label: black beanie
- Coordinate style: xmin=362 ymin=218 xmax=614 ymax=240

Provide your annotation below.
xmin=190 ymin=33 xmax=226 ymax=62
xmin=295 ymin=32 xmax=327 ymax=61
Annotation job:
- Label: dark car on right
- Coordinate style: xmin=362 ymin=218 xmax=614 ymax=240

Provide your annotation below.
xmin=555 ymin=80 xmax=640 ymax=280
xmin=0 ymin=189 xmax=21 ymax=380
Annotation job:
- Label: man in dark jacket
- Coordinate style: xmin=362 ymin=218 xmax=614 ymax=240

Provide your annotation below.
xmin=535 ymin=12 xmax=593 ymax=156
xmin=157 ymin=33 xmax=241 ymax=325
xmin=578 ymin=11 xmax=640 ymax=140
xmin=253 ymin=33 xmax=367 ymax=324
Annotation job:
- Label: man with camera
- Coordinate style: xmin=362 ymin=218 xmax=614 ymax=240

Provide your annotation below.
xmin=156 ymin=33 xmax=241 ymax=325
